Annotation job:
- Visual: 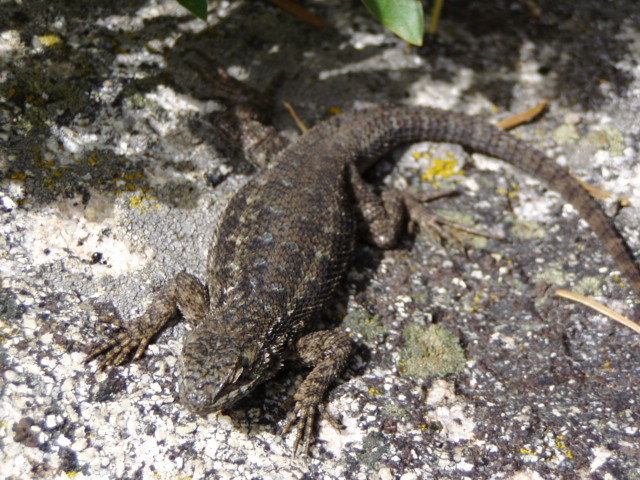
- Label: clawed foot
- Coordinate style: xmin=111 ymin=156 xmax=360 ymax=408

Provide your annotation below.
xmin=84 ymin=282 xmax=185 ymax=370
xmin=281 ymin=398 xmax=326 ymax=456
xmin=401 ymin=189 xmax=504 ymax=244
xmin=84 ymin=328 xmax=154 ymax=370
xmin=84 ymin=309 xmax=155 ymax=370
xmin=281 ymin=398 xmax=346 ymax=456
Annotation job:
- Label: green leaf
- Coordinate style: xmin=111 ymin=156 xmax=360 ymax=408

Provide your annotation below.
xmin=176 ymin=0 xmax=208 ymax=20
xmin=362 ymin=0 xmax=425 ymax=46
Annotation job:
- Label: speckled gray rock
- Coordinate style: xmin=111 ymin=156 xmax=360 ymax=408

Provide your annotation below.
xmin=2 ymin=0 xmax=640 ymax=479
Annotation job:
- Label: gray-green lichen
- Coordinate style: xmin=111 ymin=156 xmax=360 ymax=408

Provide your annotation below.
xmin=382 ymin=402 xmax=413 ymax=422
xmin=533 ymin=266 xmax=568 ymax=287
xmin=573 ymin=275 xmax=604 ymax=296
xmin=355 ymin=431 xmax=389 ymax=467
xmin=588 ymin=125 xmax=626 ymax=157
xmin=553 ymin=124 xmax=580 ymax=145
xmin=510 ymin=219 xmax=548 ymax=241
xmin=342 ymin=309 xmax=386 ymax=342
xmin=400 ymin=323 xmax=466 ymax=380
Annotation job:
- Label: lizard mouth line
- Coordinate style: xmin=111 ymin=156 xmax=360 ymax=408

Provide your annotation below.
xmin=180 ymin=377 xmax=262 ymax=414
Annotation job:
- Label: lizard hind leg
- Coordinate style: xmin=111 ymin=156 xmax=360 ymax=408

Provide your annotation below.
xmin=348 ymin=163 xmax=406 ymax=249
xmin=400 ymin=189 xmax=504 ymax=244
xmin=349 ymin=162 xmax=498 ymax=248
xmin=84 ymin=271 xmax=209 ymax=369
xmin=281 ymin=328 xmax=353 ymax=455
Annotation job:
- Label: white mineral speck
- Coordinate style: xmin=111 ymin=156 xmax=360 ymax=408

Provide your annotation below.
xmin=176 ymin=423 xmax=197 ymax=436
xmin=72 ymin=437 xmax=89 ymax=451
xmin=1 ymin=195 xmax=17 ymax=210
xmin=0 ymin=30 xmax=22 ymax=51
xmin=379 ymin=467 xmax=394 ymax=480
xmin=45 ymin=414 xmax=59 ymax=429
xmin=400 ymin=473 xmax=418 ymax=480
xmin=57 ymin=434 xmax=72 ymax=447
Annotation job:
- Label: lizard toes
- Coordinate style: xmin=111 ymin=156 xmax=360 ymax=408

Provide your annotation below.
xmin=83 ymin=339 xmax=118 ymax=364
xmin=85 ymin=333 xmax=140 ymax=369
xmin=281 ymin=401 xmax=320 ymax=456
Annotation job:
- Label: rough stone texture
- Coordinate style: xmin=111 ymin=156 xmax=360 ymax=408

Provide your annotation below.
xmin=1 ymin=0 xmax=639 ymax=479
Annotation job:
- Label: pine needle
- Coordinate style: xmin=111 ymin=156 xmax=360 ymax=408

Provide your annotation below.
xmin=555 ymin=289 xmax=640 ymax=335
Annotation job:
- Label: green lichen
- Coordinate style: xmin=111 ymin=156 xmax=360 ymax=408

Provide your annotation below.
xmin=127 ymin=91 xmax=160 ymax=111
xmin=383 ymin=402 xmax=412 ymax=422
xmin=355 ymin=431 xmax=388 ymax=467
xmin=533 ymin=266 xmax=568 ymax=287
xmin=400 ymin=323 xmax=466 ymax=380
xmin=0 ymin=288 xmax=20 ymax=320
xmin=2 ymin=59 xmax=93 ymax=127
xmin=342 ymin=309 xmax=386 ymax=341
xmin=573 ymin=275 xmax=604 ymax=296
xmin=588 ymin=125 xmax=626 ymax=157
xmin=6 ymin=148 xmax=156 ymax=205
xmin=511 ymin=219 xmax=548 ymax=241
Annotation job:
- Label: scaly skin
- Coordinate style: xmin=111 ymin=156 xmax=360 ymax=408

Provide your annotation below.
xmin=86 ymin=105 xmax=640 ymax=455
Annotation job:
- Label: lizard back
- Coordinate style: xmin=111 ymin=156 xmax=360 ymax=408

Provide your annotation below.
xmin=206 ymin=148 xmax=357 ymax=342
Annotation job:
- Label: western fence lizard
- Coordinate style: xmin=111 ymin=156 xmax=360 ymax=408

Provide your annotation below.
xmin=85 ymin=105 xmax=640 ymax=454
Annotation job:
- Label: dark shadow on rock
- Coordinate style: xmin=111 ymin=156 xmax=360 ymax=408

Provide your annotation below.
xmin=422 ymin=0 xmax=635 ymax=110
xmin=3 ymin=0 xmax=637 ymax=208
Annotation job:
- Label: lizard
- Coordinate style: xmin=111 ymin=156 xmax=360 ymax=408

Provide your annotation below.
xmin=85 ymin=103 xmax=640 ymax=455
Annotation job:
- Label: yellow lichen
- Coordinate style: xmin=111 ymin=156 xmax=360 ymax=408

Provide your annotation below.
xmin=128 ymin=193 xmax=161 ymax=212
xmin=422 ymin=157 xmax=463 ymax=184
xmin=37 ymin=35 xmax=62 ymax=47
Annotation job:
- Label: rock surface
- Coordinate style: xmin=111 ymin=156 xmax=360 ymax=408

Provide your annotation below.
xmin=1 ymin=0 xmax=639 ymax=478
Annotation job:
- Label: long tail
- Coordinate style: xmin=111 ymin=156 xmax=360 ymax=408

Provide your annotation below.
xmin=324 ymin=105 xmax=640 ymax=296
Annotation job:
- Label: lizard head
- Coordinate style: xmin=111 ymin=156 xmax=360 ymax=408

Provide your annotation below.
xmin=178 ymin=327 xmax=274 ymax=415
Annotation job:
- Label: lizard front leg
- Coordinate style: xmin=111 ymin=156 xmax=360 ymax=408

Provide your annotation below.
xmin=85 ymin=271 xmax=209 ymax=369
xmin=189 ymin=63 xmax=289 ymax=168
xmin=282 ymin=328 xmax=353 ymax=455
